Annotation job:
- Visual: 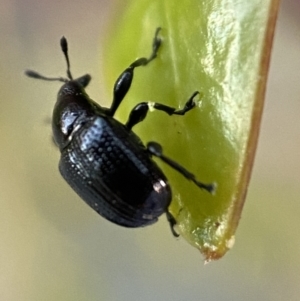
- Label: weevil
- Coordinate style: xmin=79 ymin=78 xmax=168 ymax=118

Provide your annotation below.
xmin=25 ymin=28 xmax=215 ymax=236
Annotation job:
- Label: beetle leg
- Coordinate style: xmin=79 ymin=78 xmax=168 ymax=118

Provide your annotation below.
xmin=125 ymin=102 xmax=149 ymax=130
xmin=147 ymin=141 xmax=216 ymax=194
xmin=125 ymin=91 xmax=199 ymax=130
xmin=108 ymin=27 xmax=162 ymax=117
xmin=166 ymin=211 xmax=180 ymax=237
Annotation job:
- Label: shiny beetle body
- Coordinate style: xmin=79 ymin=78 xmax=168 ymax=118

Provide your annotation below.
xmin=55 ymin=79 xmax=171 ymax=227
xmin=26 ymin=29 xmax=215 ymax=235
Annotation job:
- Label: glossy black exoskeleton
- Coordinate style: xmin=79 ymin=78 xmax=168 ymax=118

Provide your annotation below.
xmin=25 ymin=28 xmax=215 ymax=236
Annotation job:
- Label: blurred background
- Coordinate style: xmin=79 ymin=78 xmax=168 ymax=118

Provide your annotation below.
xmin=0 ymin=1 xmax=299 ymax=300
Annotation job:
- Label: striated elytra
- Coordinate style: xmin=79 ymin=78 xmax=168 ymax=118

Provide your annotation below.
xmin=25 ymin=28 xmax=215 ymax=236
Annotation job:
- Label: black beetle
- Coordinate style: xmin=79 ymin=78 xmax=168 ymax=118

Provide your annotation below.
xmin=25 ymin=28 xmax=215 ymax=236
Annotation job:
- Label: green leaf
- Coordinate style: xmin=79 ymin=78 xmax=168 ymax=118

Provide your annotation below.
xmin=102 ymin=0 xmax=279 ymax=260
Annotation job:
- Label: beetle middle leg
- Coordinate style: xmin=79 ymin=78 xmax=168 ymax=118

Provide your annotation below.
xmin=125 ymin=91 xmax=199 ymax=130
xmin=108 ymin=27 xmax=162 ymax=117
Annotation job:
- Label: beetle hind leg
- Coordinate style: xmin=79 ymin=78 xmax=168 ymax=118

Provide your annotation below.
xmin=147 ymin=141 xmax=216 ymax=194
xmin=166 ymin=210 xmax=180 ymax=237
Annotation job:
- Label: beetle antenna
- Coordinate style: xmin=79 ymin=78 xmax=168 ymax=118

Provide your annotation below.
xmin=60 ymin=36 xmax=73 ymax=80
xmin=25 ymin=70 xmax=68 ymax=83
xmin=25 ymin=37 xmax=75 ymax=83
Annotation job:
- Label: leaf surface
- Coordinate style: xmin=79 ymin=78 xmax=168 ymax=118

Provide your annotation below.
xmin=103 ymin=0 xmax=279 ymax=260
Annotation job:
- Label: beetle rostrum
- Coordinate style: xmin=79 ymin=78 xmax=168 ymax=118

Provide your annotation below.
xmin=25 ymin=28 xmax=215 ymax=237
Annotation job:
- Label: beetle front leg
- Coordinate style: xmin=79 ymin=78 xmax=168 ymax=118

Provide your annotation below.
xmin=108 ymin=28 xmax=162 ymax=117
xmin=125 ymin=91 xmax=199 ymax=130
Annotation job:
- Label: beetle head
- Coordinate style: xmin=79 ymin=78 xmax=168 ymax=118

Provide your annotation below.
xmin=25 ymin=37 xmax=103 ymax=150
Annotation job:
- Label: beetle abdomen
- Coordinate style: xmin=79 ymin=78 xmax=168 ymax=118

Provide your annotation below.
xmin=59 ymin=116 xmax=172 ymax=227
